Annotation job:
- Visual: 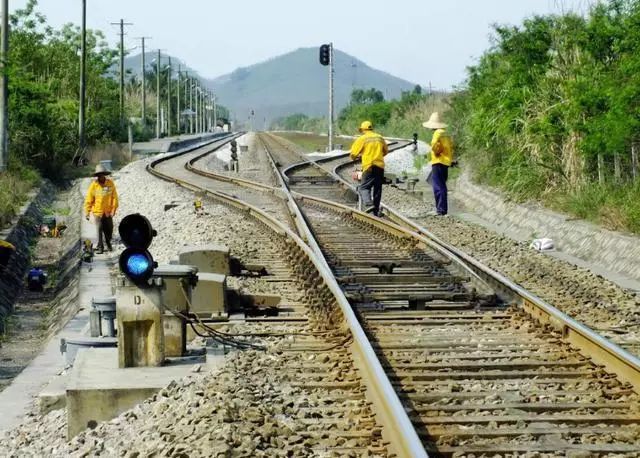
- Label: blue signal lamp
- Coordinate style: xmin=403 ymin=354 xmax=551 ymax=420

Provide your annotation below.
xmin=118 ymin=214 xmax=158 ymax=286
xmin=119 ymin=247 xmax=158 ymax=285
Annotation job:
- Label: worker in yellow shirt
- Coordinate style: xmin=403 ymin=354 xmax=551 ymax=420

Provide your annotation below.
xmin=423 ymin=112 xmax=454 ymax=216
xmin=350 ymin=120 xmax=389 ymax=216
xmin=84 ymin=164 xmax=119 ymax=254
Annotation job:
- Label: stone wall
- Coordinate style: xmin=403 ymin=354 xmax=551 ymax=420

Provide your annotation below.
xmin=452 ymin=170 xmax=640 ymax=283
xmin=0 ymin=183 xmax=55 ymax=331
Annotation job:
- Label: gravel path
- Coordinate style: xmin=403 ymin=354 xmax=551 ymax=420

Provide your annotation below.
xmin=200 ymin=133 xmax=278 ymax=187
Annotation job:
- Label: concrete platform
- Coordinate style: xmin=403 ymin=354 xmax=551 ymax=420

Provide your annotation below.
xmin=66 ymin=347 xmax=224 ymax=438
xmin=0 ymin=179 xmax=114 ymax=433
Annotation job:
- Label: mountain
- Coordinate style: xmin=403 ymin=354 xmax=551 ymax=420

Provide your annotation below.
xmin=204 ymin=47 xmax=416 ymax=124
xmin=124 ymin=47 xmax=417 ymax=124
xmin=123 ymin=53 xmax=198 ymax=77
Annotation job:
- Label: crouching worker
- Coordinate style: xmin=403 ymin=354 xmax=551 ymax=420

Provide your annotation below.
xmin=423 ymin=112 xmax=454 ymax=216
xmin=84 ymin=164 xmax=119 ymax=254
xmin=350 ymin=120 xmax=389 ymax=216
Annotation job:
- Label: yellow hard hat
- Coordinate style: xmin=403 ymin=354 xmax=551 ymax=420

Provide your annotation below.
xmin=359 ymin=120 xmax=373 ymax=132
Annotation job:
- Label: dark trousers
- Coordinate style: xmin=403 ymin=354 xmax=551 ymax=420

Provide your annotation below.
xmin=359 ymin=166 xmax=384 ymax=216
xmin=95 ymin=215 xmax=113 ymax=249
xmin=431 ymin=164 xmax=449 ymax=215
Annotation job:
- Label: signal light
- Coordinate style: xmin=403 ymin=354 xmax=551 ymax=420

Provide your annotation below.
xmin=118 ymin=214 xmax=157 ymax=286
xmin=319 ymin=44 xmax=330 ymax=66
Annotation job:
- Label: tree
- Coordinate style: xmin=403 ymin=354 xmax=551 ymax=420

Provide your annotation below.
xmin=7 ymin=0 xmax=122 ymax=175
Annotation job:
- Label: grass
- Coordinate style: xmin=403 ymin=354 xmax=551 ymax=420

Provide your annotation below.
xmin=549 ymin=181 xmax=640 ymax=234
xmin=43 ymin=206 xmax=71 ymax=217
xmin=275 ymin=132 xmax=354 ymax=152
xmin=0 ymin=162 xmax=40 ymax=229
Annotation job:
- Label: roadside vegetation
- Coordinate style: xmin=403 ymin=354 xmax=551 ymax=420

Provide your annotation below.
xmin=0 ymin=0 xmax=121 ymax=224
xmin=273 ymin=86 xmax=448 ymax=145
xmin=450 ymin=0 xmax=640 ymax=234
xmin=0 ymin=0 xmax=230 ymax=226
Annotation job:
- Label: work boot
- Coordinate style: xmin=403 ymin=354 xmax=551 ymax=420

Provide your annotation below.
xmin=106 ymin=242 xmax=113 ymax=252
xmin=95 ymin=246 xmax=104 ymax=255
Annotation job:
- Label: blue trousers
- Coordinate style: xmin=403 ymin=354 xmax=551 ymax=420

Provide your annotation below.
xmin=431 ymin=164 xmax=449 ymax=215
xmin=358 ymin=166 xmax=384 ymax=216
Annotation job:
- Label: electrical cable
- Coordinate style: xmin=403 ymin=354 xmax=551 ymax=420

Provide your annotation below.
xmin=178 ymin=280 xmax=332 ymax=338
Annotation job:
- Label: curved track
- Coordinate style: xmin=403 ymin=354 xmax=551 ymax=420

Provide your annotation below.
xmin=148 ymin=132 xmax=640 ymax=456
xmin=148 ymin=134 xmax=427 ymax=457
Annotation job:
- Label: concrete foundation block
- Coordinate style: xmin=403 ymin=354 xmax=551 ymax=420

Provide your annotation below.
xmin=116 ymin=283 xmax=165 ymax=368
xmin=163 ymin=313 xmax=186 ymax=357
xmin=89 ymin=310 xmax=102 ymax=337
xmin=38 ymin=374 xmax=69 ymax=415
xmin=179 ymin=245 xmax=230 ymax=275
xmin=191 ymin=273 xmax=226 ymax=316
xmin=66 ymin=348 xmax=221 ymax=438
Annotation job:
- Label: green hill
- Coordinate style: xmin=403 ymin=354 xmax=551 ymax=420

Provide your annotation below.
xmin=124 ymin=47 xmax=417 ymax=125
xmin=205 ymin=47 xmax=416 ymax=125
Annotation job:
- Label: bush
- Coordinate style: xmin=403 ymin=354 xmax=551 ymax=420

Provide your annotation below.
xmin=448 ymin=1 xmax=640 ymax=234
xmin=0 ymin=161 xmax=40 ymax=227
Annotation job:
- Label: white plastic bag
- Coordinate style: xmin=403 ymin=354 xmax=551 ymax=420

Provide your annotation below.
xmin=530 ymin=238 xmax=555 ymax=251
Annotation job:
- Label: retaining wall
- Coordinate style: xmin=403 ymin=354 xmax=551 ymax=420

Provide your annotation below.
xmin=0 ymin=183 xmax=55 ymax=332
xmin=452 ymin=171 xmax=640 ymax=283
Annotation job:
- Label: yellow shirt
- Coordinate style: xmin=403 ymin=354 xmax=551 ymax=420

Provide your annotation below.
xmin=430 ymin=129 xmax=454 ymax=166
xmin=84 ymin=178 xmax=119 ymax=217
xmin=350 ymin=131 xmax=389 ymax=172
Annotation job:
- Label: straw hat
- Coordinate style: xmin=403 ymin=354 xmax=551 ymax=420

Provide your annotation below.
xmin=422 ymin=112 xmax=447 ymax=129
xmin=93 ymin=164 xmax=111 ymax=176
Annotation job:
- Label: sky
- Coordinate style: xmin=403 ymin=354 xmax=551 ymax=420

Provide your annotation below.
xmin=11 ymin=0 xmax=595 ymax=89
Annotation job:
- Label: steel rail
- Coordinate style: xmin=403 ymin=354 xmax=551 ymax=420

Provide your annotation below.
xmin=177 ymin=132 xmax=640 ymax=451
xmin=148 ymin=133 xmax=430 ymax=458
xmin=327 ymin=152 xmax=640 ymax=392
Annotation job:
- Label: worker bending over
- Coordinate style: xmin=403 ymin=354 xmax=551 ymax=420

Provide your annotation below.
xmin=84 ymin=164 xmax=119 ymax=254
xmin=350 ymin=120 xmax=389 ymax=216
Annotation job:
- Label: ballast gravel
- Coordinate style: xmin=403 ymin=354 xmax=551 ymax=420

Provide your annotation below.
xmin=381 ymin=184 xmax=640 ymax=352
xmin=1 ymin=350 xmax=378 ymax=457
xmin=0 ymin=155 xmax=377 ymax=457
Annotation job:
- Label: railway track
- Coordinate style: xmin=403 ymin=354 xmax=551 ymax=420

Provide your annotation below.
xmin=148 ymin=132 xmax=640 ymax=456
xmin=266 ymin=133 xmax=640 ymax=455
xmin=147 ymin=134 xmax=420 ymax=457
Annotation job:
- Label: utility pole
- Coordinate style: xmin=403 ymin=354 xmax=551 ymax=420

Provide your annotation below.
xmin=328 ymin=42 xmax=334 ymax=151
xmin=201 ymin=89 xmax=205 ymax=133
xmin=136 ymin=37 xmax=151 ymax=129
xmin=176 ymin=65 xmax=180 ymax=134
xmin=166 ymin=57 xmax=171 ymax=137
xmin=78 ymin=0 xmax=87 ymax=156
xmin=188 ymin=75 xmax=193 ymax=134
xmin=195 ymin=82 xmax=200 ymax=133
xmin=212 ymin=93 xmax=217 ymax=131
xmin=0 ymin=0 xmax=9 ymax=172
xmin=155 ymin=49 xmax=161 ymax=138
xmin=111 ymin=19 xmax=133 ymax=126
xmin=204 ymin=92 xmax=209 ymax=132
xmin=202 ymin=91 xmax=206 ymax=132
